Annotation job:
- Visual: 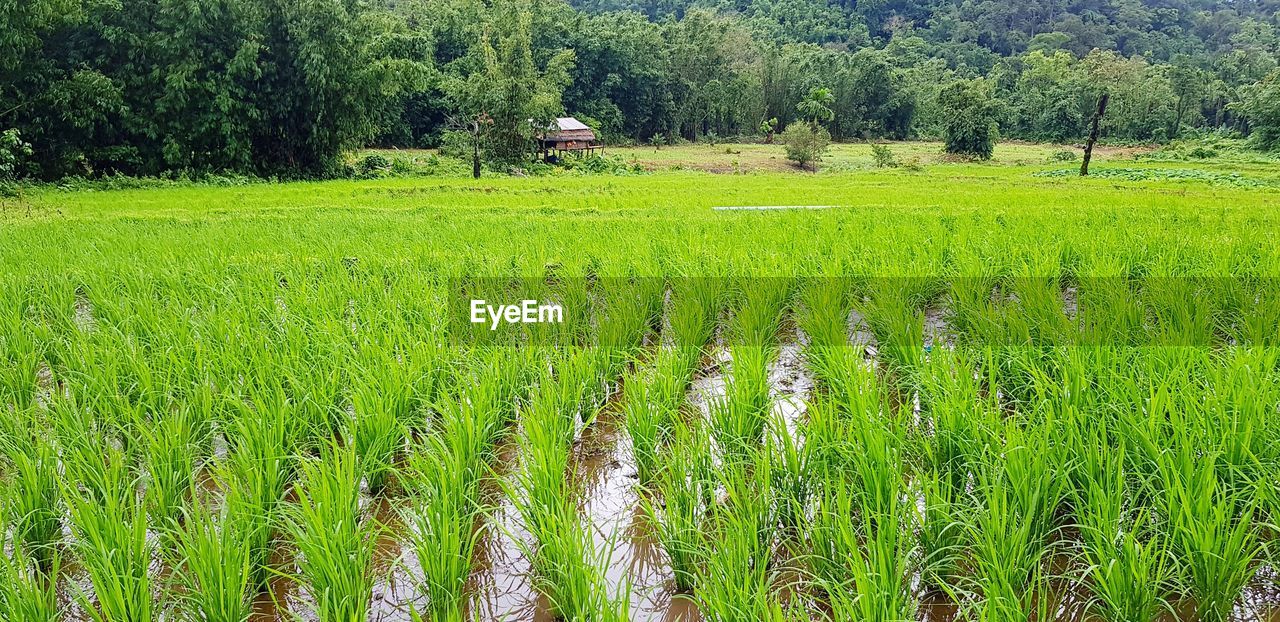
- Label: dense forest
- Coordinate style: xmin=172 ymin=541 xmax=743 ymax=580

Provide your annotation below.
xmin=2 ymin=0 xmax=1279 ymax=179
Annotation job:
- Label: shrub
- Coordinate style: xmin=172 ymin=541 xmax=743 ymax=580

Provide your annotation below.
xmin=391 ymin=157 xmax=414 ymax=174
xmin=781 ymin=120 xmax=831 ymax=172
xmin=356 ymin=154 xmax=390 ymax=176
xmin=1 ymin=129 xmax=34 ymax=193
xmin=1188 ymin=146 xmax=1217 ymax=159
xmin=939 ymin=80 xmax=999 ymax=160
xmin=871 ymin=144 xmax=897 ymax=168
xmin=1047 ymin=149 xmax=1078 ymax=163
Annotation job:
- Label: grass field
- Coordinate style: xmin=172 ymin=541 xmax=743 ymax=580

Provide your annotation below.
xmin=2 ymin=144 xmax=1280 ymax=622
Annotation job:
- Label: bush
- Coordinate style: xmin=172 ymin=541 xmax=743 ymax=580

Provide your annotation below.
xmin=357 ymin=154 xmax=391 ymax=176
xmin=1188 ymin=147 xmax=1217 ymax=159
xmin=391 ymin=157 xmax=414 ymax=174
xmin=939 ymin=80 xmax=999 ymax=160
xmin=871 ymin=144 xmax=897 ymax=168
xmin=1 ymin=129 xmax=34 ymax=183
xmin=781 ymin=121 xmax=831 ymax=172
xmin=558 ymin=154 xmax=643 ymax=175
xmin=1047 ymin=150 xmax=1078 ymax=163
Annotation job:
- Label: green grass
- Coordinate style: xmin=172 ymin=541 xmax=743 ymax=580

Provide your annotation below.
xmin=3 ymin=149 xmax=1280 ymax=620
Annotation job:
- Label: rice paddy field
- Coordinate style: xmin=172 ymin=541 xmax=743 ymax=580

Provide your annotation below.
xmin=3 ymin=145 xmax=1280 ymax=622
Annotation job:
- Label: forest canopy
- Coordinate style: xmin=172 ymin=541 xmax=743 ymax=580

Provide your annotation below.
xmin=2 ymin=0 xmax=1278 ymax=179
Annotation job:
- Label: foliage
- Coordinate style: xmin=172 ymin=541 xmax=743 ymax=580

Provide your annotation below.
xmin=1239 ymin=71 xmax=1280 ymax=151
xmin=1033 ymin=167 xmax=1274 ymax=188
xmin=442 ymin=4 xmax=576 ymax=165
xmin=2 ymin=0 xmax=428 ymax=179
xmin=939 ymin=80 xmax=999 ymax=160
xmin=7 ymin=0 xmax=1280 ymax=180
xmin=871 ymin=143 xmax=896 ymax=168
xmin=780 ymin=120 xmax=830 ymax=171
xmin=357 ymin=154 xmax=392 ymax=177
xmin=0 ymin=130 xmax=34 ymax=182
xmin=797 ymin=87 xmax=835 ymax=125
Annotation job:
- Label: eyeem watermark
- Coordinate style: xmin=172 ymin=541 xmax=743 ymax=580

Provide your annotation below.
xmin=471 ymin=299 xmax=564 ymax=330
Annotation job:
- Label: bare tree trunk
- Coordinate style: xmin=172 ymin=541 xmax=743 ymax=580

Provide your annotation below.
xmin=472 ymin=122 xmax=481 ymax=179
xmin=1081 ymin=92 xmax=1109 ymax=177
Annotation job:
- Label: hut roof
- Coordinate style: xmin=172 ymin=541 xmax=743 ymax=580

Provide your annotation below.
xmin=541 ymin=117 xmax=597 ymax=143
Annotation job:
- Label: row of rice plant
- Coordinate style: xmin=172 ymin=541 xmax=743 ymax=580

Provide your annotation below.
xmin=2 ymin=257 xmax=1279 ymax=621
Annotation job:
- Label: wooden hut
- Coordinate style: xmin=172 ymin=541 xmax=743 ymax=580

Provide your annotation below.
xmin=537 ymin=117 xmax=602 ymax=160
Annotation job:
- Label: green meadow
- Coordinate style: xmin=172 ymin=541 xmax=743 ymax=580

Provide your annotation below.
xmin=3 ymin=145 xmax=1280 ymax=621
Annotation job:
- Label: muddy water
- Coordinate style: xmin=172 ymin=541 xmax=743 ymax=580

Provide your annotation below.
xmin=73 ymin=287 xmax=97 ymax=333
xmin=366 ymin=495 xmax=417 ymax=621
xmin=461 ymin=434 xmax=548 ymax=622
xmin=923 ymin=303 xmax=954 ymax=351
xmin=848 ymin=307 xmax=879 ymax=362
xmin=574 ymin=404 xmax=699 ymax=621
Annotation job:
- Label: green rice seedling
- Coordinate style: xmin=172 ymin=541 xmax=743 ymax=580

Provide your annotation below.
xmin=668 ymin=280 xmax=719 ymax=351
xmin=224 ymin=395 xmax=296 ymax=591
xmin=768 ymin=411 xmax=811 ymax=536
xmin=964 ymin=421 xmax=1066 ymax=622
xmin=349 ymin=392 xmax=404 ymax=496
xmin=1000 ymin=421 xmax=1067 ymax=550
xmin=916 ymin=469 xmax=970 ymax=592
xmin=2 ymin=425 xmax=61 ymax=573
xmin=711 ymin=345 xmax=775 ymax=463
xmin=0 ymin=527 xmax=60 ymax=622
xmin=507 ymin=438 xmax=624 ymax=619
xmin=858 ymin=288 xmax=924 ymax=378
xmin=350 ymin=346 xmax=414 ymax=494
xmin=402 ymin=436 xmax=483 ymax=619
xmin=1161 ymin=446 xmax=1260 ymax=622
xmin=796 ymin=278 xmax=848 ymax=349
xmin=0 ymin=302 xmax=48 ymax=412
xmin=813 ymin=481 xmax=918 ymax=622
xmin=64 ymin=442 xmax=153 ymax=622
xmin=285 ymin=442 xmax=377 ymax=622
xmin=1075 ymin=447 xmax=1172 ymax=622
xmin=597 ymin=281 xmax=656 ymax=355
xmin=919 ymin=351 xmax=991 ymax=476
xmin=646 ymin=345 xmax=701 ymax=421
xmin=693 ymin=457 xmax=776 ymax=622
xmin=729 ymin=278 xmax=791 ymax=347
xmin=645 ymin=418 xmax=714 ymax=592
xmin=809 ymin=398 xmax=917 ymax=619
xmin=623 ymin=370 xmax=674 ymax=485
xmin=142 ymin=409 xmax=198 ymax=531
xmin=504 ymin=367 xmax=624 ymax=620
xmin=169 ymin=490 xmax=255 ymax=622
xmin=51 ymin=396 xmax=118 ymax=506
xmin=967 ymin=472 xmax=1049 ymax=622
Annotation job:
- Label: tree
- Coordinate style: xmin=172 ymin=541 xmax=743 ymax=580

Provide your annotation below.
xmin=797 ymin=87 xmax=835 ymax=126
xmin=760 ymin=117 xmax=778 ymax=143
xmin=1238 ymin=71 xmax=1280 ymax=151
xmin=938 ymin=79 xmax=999 ymax=160
xmin=444 ymin=5 xmax=574 ymax=166
xmin=781 ymin=120 xmax=830 ymax=171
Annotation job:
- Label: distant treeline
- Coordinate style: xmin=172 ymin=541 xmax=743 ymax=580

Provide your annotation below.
xmin=3 ymin=0 xmax=1279 ymax=179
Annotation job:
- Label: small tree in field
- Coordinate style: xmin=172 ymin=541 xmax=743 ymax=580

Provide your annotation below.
xmin=781 ymin=120 xmax=830 ymax=172
xmin=939 ymin=80 xmax=999 ymax=160
xmin=760 ymin=118 xmax=778 ymax=143
xmin=797 ymin=88 xmax=835 ymax=126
